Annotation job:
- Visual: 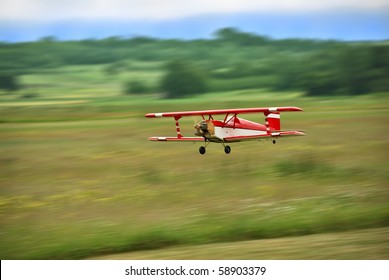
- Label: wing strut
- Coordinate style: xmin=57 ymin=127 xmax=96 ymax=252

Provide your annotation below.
xmin=174 ymin=116 xmax=183 ymax=138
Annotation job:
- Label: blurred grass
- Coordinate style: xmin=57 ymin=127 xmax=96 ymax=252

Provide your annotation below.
xmin=89 ymin=227 xmax=389 ymax=260
xmin=0 ymin=65 xmax=388 ymax=259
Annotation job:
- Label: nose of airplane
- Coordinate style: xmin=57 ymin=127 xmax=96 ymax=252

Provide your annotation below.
xmin=194 ymin=120 xmax=207 ymax=136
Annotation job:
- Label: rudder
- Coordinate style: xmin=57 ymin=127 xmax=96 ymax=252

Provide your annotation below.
xmin=264 ymin=111 xmax=280 ymax=132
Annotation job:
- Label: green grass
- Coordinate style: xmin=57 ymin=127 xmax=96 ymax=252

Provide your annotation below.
xmin=0 ymin=64 xmax=388 ymax=259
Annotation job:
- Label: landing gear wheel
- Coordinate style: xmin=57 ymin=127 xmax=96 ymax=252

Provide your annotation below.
xmin=272 ymin=139 xmax=277 ymax=144
xmin=199 ymin=146 xmax=206 ymax=154
xmin=224 ymin=145 xmax=231 ymax=154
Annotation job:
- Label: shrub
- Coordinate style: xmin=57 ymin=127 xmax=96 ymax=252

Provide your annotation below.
xmin=0 ymin=75 xmax=20 ymax=91
xmin=123 ymin=80 xmax=150 ymax=94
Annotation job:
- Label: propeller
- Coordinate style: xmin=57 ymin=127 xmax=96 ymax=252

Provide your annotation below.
xmin=194 ymin=119 xmax=209 ymax=136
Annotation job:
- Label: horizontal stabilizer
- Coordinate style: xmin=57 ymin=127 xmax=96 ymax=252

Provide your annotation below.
xmin=272 ymin=131 xmax=306 ymax=137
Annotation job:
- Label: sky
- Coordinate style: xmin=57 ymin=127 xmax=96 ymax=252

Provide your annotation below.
xmin=0 ymin=0 xmax=388 ymax=41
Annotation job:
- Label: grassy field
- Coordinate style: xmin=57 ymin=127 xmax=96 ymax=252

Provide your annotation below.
xmin=0 ymin=65 xmax=388 ymax=259
xmin=89 ymin=227 xmax=389 ymax=260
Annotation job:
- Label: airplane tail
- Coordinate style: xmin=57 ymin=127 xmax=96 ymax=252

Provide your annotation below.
xmin=264 ymin=111 xmax=280 ymax=132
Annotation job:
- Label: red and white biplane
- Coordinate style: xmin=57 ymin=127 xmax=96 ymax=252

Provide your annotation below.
xmin=145 ymin=106 xmax=305 ymax=154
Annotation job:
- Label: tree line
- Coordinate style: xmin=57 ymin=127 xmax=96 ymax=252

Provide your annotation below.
xmin=1 ymin=28 xmax=388 ymax=97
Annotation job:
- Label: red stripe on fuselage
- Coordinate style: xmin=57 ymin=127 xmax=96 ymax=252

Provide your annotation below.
xmin=213 ymin=117 xmax=266 ymax=131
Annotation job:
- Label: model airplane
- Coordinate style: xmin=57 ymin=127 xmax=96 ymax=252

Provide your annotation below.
xmin=145 ymin=106 xmax=305 ymax=154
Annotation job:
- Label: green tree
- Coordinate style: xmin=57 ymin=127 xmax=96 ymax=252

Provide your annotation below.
xmin=214 ymin=27 xmax=269 ymax=46
xmin=302 ymin=48 xmax=353 ymax=96
xmin=0 ymin=75 xmax=20 ymax=92
xmin=302 ymin=71 xmax=343 ymax=96
xmin=123 ymin=80 xmax=150 ymax=94
xmin=160 ymin=61 xmax=207 ymax=98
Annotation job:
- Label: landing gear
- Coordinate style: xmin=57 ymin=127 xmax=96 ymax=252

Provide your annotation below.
xmin=199 ymin=138 xmax=209 ymax=155
xmin=198 ymin=141 xmax=231 ymax=155
xmin=272 ymin=139 xmax=277 ymax=144
xmin=199 ymin=146 xmax=206 ymax=154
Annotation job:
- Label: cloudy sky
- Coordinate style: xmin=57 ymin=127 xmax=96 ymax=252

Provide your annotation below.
xmin=1 ymin=0 xmax=388 ymax=41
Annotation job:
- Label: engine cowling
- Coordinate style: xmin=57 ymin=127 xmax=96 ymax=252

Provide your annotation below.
xmin=194 ymin=120 xmax=214 ymax=137
xmin=194 ymin=120 xmax=208 ymax=136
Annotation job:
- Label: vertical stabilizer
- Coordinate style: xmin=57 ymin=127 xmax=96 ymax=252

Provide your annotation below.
xmin=264 ymin=111 xmax=280 ymax=132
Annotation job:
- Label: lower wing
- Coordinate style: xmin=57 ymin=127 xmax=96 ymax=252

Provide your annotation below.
xmin=148 ymin=137 xmax=204 ymax=142
xmin=224 ymin=130 xmax=305 ymax=142
xmin=148 ymin=131 xmax=305 ymax=142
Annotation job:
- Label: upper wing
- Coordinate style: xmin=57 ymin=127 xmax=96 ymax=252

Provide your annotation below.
xmin=145 ymin=106 xmax=303 ymax=118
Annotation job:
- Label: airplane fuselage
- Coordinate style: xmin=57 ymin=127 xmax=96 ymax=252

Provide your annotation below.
xmin=195 ymin=116 xmax=269 ymax=143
